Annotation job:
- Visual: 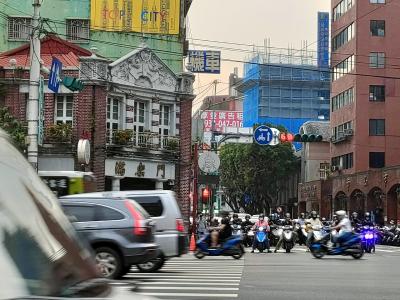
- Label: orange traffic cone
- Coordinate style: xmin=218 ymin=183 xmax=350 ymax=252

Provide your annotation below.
xmin=189 ymin=233 xmax=196 ymax=252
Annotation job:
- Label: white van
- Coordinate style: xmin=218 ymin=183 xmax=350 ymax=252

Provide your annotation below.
xmin=63 ymin=190 xmax=188 ymax=272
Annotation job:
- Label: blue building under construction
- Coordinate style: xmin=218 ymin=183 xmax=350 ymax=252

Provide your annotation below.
xmin=237 ymin=13 xmax=331 ymax=136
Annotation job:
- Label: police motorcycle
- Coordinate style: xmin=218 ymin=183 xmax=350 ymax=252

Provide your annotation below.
xmin=309 ymin=227 xmax=363 ymax=259
xmin=356 ymin=225 xmax=376 ymax=253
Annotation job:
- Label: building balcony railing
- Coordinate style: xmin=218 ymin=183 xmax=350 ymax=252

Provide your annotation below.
xmin=330 ymin=129 xmax=353 ymax=144
xmin=107 ymin=129 xmax=180 ymax=152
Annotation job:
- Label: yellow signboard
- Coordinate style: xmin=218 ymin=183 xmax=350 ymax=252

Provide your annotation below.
xmin=90 ymin=0 xmax=180 ymax=35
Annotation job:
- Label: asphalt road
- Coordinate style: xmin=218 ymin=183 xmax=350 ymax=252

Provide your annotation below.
xmin=120 ymin=245 xmax=400 ymax=300
xmin=239 ymin=245 xmax=400 ymax=300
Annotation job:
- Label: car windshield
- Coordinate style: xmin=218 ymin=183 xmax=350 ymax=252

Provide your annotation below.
xmin=0 ymin=141 xmax=108 ymax=299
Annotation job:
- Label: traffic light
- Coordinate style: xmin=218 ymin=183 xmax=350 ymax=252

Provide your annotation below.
xmin=293 ymin=134 xmax=323 ymax=142
xmin=279 ymin=133 xmax=294 ymax=143
xmin=62 ymin=76 xmax=84 ymax=92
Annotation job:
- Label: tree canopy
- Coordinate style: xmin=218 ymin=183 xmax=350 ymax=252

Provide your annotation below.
xmin=219 ymin=142 xmax=299 ymax=214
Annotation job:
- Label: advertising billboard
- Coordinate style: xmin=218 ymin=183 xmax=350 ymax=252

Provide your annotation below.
xmin=187 ymin=50 xmax=221 ymax=74
xmin=201 ymin=110 xmax=243 ymax=132
xmin=317 ymin=12 xmax=329 ymax=68
xmin=90 ymin=0 xmax=181 ymax=35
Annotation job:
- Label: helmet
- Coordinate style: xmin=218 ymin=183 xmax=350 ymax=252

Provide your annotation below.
xmin=285 ymin=213 xmax=291 ymax=219
xmin=365 ymin=212 xmax=371 ymax=218
xmin=300 ymin=212 xmax=305 ymax=219
xmin=333 ymin=214 xmax=338 ymax=220
xmin=233 ymin=213 xmax=238 ymax=219
xmin=310 ymin=211 xmax=317 ymax=219
xmin=259 ymin=214 xmax=265 ymax=220
xmin=352 ymin=212 xmax=358 ymax=218
xmin=321 ymin=217 xmax=326 ymax=222
xmin=336 ymin=210 xmax=346 ymax=220
xmin=245 ymin=215 xmax=250 ymax=220
xmin=390 ymin=220 xmax=395 ymax=225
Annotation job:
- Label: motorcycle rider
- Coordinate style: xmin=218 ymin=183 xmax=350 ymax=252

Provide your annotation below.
xmin=321 ymin=217 xmax=329 ymax=227
xmin=210 ymin=215 xmax=232 ymax=248
xmin=242 ymin=215 xmax=254 ymax=228
xmin=362 ymin=212 xmax=374 ymax=227
xmin=196 ymin=213 xmax=208 ymax=240
xmin=251 ymin=214 xmax=271 ymax=253
xmin=305 ymin=211 xmax=323 ymax=249
xmin=297 ymin=213 xmax=306 ymax=226
xmin=351 ymin=212 xmax=362 ymax=228
xmin=330 ymin=210 xmax=353 ymax=248
xmin=231 ymin=213 xmax=242 ymax=225
xmin=274 ymin=213 xmax=297 ymax=252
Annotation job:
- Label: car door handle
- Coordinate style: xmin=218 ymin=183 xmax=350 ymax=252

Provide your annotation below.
xmin=82 ymin=224 xmax=98 ymax=229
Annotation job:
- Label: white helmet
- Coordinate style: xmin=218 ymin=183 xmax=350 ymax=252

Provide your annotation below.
xmin=336 ymin=210 xmax=346 ymax=220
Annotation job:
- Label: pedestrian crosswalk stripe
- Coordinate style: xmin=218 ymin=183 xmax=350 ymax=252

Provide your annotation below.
xmin=139 ymin=287 xmax=239 ymax=291
xmin=138 ymin=292 xmax=238 ymax=298
xmin=131 ymin=278 xmax=241 ymax=282
xmin=139 ymin=282 xmax=240 ymax=286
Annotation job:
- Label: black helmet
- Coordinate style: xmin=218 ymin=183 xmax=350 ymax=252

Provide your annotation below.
xmin=352 ymin=212 xmax=358 ymax=218
xmin=311 ymin=211 xmax=317 ymax=219
xmin=285 ymin=213 xmax=291 ymax=219
xmin=259 ymin=214 xmax=265 ymax=219
xmin=245 ymin=215 xmax=250 ymax=220
xmin=233 ymin=213 xmax=238 ymax=219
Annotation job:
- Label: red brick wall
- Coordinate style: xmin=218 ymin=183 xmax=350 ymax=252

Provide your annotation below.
xmin=176 ymin=98 xmax=193 ymax=224
xmin=4 ymin=85 xmax=26 ymax=121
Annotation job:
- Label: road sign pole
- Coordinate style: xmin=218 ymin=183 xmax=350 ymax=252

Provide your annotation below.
xmin=27 ymin=0 xmax=42 ymax=171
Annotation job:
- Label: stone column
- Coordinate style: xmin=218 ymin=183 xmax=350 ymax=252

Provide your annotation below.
xmin=111 ymin=176 xmax=124 ymax=191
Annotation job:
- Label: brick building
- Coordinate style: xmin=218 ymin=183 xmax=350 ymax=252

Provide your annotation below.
xmin=0 ymin=35 xmax=195 ymax=221
xmin=329 ymin=0 xmax=400 ymax=224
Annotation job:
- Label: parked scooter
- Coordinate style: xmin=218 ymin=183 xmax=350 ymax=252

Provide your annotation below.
xmin=195 ymin=234 xmax=245 ymax=259
xmin=310 ymin=228 xmax=364 ymax=259
xmin=270 ymin=225 xmax=282 ymax=247
xmin=253 ymin=226 xmax=269 ymax=253
xmin=281 ymin=225 xmax=295 ymax=253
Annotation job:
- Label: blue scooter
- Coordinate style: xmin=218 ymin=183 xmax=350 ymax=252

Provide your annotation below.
xmin=310 ymin=228 xmax=363 ymax=259
xmin=254 ymin=226 xmax=269 ymax=252
xmin=194 ymin=234 xmax=244 ymax=259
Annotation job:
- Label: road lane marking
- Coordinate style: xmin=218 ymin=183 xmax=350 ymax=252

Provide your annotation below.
xmin=139 ymin=286 xmax=239 ymax=290
xmin=138 ymin=282 xmax=240 ymax=286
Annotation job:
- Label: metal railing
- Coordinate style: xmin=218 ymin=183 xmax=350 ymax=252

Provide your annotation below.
xmin=107 ymin=129 xmax=180 ymax=151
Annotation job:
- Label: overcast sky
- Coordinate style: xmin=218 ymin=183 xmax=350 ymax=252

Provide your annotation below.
xmin=187 ymin=0 xmax=330 ymax=109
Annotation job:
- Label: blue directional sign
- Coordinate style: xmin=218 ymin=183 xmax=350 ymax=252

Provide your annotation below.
xmin=253 ymin=125 xmax=273 ymax=145
xmin=48 ymin=57 xmax=62 ymax=93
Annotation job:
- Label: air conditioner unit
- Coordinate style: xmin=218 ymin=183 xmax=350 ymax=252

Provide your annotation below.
xmin=344 ymin=129 xmax=354 ymax=136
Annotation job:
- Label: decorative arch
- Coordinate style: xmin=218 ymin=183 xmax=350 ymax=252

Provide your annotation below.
xmin=386 ymin=184 xmax=400 ymax=223
xmin=334 ymin=191 xmax=348 ymax=212
xmin=349 ymin=189 xmax=366 ymax=215
xmin=367 ymin=187 xmax=384 ymax=226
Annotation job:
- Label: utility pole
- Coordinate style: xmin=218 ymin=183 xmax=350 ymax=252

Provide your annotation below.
xmin=27 ymin=0 xmax=42 ymax=170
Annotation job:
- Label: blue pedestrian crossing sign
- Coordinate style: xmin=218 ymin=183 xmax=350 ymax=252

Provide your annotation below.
xmin=253 ymin=125 xmax=273 ymax=145
xmin=48 ymin=57 xmax=62 ymax=93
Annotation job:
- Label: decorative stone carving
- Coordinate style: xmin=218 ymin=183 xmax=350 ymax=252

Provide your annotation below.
xmin=110 ymin=47 xmax=177 ymax=92
xmin=176 ymin=72 xmax=195 ymax=95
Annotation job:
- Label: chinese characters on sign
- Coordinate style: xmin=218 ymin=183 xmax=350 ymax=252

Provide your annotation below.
xmin=187 ymin=51 xmax=221 ymax=74
xmin=201 ymin=110 xmax=243 ymax=132
xmin=42 ymin=177 xmax=69 ymax=197
xmin=317 ymin=12 xmax=329 ymax=68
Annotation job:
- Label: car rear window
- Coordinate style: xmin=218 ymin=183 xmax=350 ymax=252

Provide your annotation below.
xmin=97 ymin=206 xmax=125 ymax=221
xmin=62 ymin=205 xmax=96 ymax=222
xmin=128 ymin=196 xmax=161 ymax=217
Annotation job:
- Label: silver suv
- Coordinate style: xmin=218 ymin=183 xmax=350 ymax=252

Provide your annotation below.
xmin=64 ymin=191 xmax=188 ymax=272
xmin=60 ymin=197 xmax=159 ymax=279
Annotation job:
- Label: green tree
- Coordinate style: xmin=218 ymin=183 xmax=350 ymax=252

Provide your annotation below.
xmin=0 ymin=107 xmax=27 ymax=151
xmin=219 ymin=142 xmax=298 ymax=214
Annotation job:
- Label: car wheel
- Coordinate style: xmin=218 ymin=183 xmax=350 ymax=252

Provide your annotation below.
xmin=95 ymin=247 xmax=123 ymax=279
xmin=137 ymin=256 xmax=165 ymax=272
